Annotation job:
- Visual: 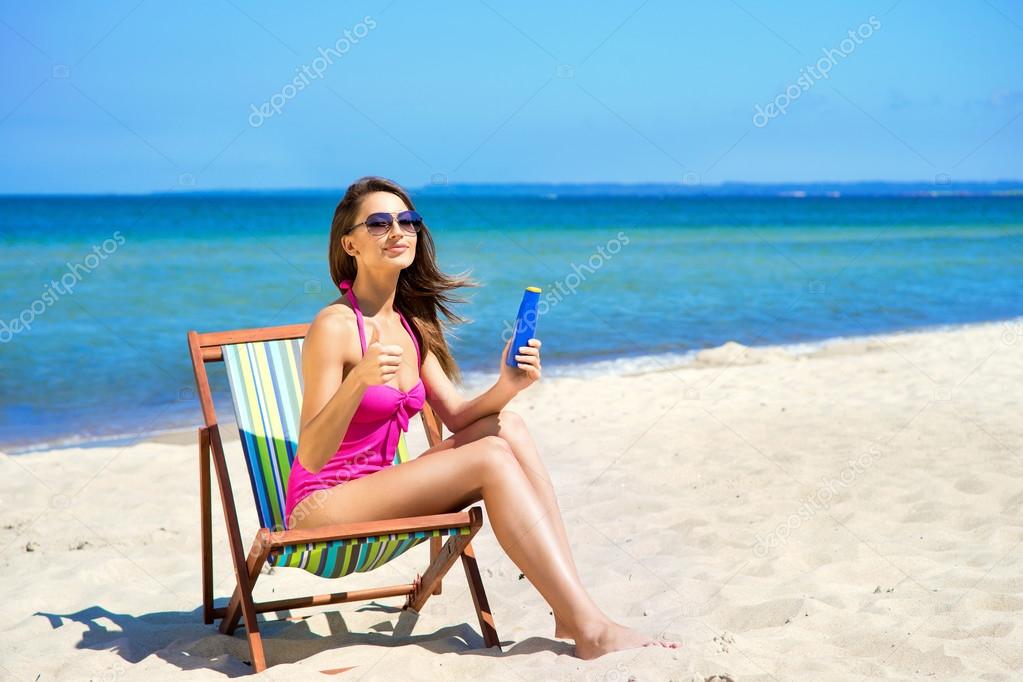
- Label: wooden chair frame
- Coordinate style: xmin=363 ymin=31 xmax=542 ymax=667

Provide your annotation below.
xmin=187 ymin=323 xmax=500 ymax=672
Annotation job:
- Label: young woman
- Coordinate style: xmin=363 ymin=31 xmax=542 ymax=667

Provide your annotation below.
xmin=285 ymin=176 xmax=680 ymax=659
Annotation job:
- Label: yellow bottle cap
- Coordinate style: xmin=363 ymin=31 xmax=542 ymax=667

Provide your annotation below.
xmin=525 ymin=286 xmax=542 ymax=293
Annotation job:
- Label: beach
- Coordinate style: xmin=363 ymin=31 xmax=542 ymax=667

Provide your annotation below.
xmin=4 ymin=1 xmax=1020 ymax=678
xmin=1 ymin=318 xmax=1020 ymax=681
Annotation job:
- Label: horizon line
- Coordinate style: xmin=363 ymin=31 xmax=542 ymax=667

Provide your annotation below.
xmin=2 ymin=178 xmax=1023 ymax=199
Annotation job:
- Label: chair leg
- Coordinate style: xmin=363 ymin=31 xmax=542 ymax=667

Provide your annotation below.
xmin=220 ymin=530 xmax=271 ymax=672
xmin=461 ymin=541 xmax=500 ymax=649
xmin=199 ymin=427 xmax=214 ymax=625
xmin=405 ymin=533 xmax=473 ymax=613
xmin=221 ymin=530 xmax=273 ymax=635
xmin=202 ymin=423 xmax=271 ymax=671
xmin=430 ymin=536 xmax=443 ymax=595
xmin=245 ymin=626 xmax=268 ymax=673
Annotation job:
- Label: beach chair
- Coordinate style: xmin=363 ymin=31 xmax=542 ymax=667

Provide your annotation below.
xmin=186 ymin=324 xmax=500 ymax=673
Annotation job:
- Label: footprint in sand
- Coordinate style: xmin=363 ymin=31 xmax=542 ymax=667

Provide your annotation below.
xmin=713 ymin=631 xmax=736 ymax=653
xmin=954 ymin=477 xmax=988 ymax=494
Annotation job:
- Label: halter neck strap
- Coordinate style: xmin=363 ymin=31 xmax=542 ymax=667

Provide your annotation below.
xmin=336 ymin=279 xmax=421 ymax=365
xmin=338 ymin=278 xmax=354 ymax=295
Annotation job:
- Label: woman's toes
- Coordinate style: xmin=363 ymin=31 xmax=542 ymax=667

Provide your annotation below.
xmin=645 ymin=638 xmax=681 ymax=649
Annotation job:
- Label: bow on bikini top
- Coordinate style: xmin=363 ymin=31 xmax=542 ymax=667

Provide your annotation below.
xmin=337 ymin=279 xmax=426 ymax=436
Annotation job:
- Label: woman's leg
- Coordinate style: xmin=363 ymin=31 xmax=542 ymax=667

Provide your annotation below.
xmin=419 ymin=410 xmax=581 ymax=637
xmin=289 ymin=435 xmax=678 ymax=657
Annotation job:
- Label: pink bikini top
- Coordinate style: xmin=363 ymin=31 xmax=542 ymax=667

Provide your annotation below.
xmin=337 ymin=279 xmax=427 ymax=435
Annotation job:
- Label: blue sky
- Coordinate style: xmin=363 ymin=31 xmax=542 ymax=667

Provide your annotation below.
xmin=1 ymin=1 xmax=1021 ymax=194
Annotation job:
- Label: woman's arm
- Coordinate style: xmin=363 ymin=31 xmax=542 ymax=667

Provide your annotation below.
xmin=423 ymin=336 xmax=542 ymax=433
xmin=294 ymin=309 xmax=404 ymax=474
xmin=294 ymin=310 xmax=367 ymax=474
xmin=422 ymin=351 xmax=514 ymax=433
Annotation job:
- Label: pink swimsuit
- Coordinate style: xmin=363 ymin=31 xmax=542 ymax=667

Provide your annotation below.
xmin=284 ymin=279 xmax=427 ymax=527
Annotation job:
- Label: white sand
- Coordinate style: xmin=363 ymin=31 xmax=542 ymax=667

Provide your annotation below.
xmin=2 ymin=320 xmax=1021 ymax=681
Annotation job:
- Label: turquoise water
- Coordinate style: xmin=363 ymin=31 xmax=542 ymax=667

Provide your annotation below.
xmin=2 ymin=193 xmax=1021 ymax=452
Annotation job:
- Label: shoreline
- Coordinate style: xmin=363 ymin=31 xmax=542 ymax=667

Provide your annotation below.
xmin=4 ymin=315 xmax=1021 ymax=457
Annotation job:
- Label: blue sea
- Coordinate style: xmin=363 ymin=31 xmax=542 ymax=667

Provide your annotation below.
xmin=2 ymin=192 xmax=1021 ymax=453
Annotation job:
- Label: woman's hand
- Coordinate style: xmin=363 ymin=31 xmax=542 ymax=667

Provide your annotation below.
xmin=498 ymin=336 xmax=542 ymax=393
xmin=348 ymin=319 xmax=403 ymax=389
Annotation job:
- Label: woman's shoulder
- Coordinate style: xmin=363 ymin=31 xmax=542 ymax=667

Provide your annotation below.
xmin=305 ymin=300 xmax=359 ymax=355
xmin=313 ymin=297 xmax=356 ymax=324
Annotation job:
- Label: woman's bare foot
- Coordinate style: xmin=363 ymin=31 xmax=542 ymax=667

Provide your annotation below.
xmin=573 ymin=620 xmax=681 ymax=659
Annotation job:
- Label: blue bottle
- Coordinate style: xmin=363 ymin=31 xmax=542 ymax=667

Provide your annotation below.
xmin=506 ymin=286 xmax=542 ymax=367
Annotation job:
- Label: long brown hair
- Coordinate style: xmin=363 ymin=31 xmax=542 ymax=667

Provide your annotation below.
xmin=328 ymin=176 xmax=477 ymax=382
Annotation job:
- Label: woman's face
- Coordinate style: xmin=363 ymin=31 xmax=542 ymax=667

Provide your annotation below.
xmin=344 ymin=191 xmax=417 ymax=270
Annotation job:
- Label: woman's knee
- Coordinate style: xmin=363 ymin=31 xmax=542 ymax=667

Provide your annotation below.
xmin=478 ymin=434 xmax=514 ymax=459
xmin=471 ymin=435 xmax=520 ymax=481
xmin=495 ymin=409 xmax=526 ymax=438
xmin=463 ymin=409 xmax=525 ymax=436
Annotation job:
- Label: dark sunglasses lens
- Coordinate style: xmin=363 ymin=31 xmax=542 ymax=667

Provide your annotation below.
xmin=397 ymin=210 xmax=423 ymax=232
xmin=365 ymin=213 xmax=392 ymax=233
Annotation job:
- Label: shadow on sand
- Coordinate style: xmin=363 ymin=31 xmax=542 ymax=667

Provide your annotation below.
xmin=35 ymin=600 xmax=573 ymax=676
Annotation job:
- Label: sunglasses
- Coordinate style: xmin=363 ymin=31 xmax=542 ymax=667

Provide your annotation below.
xmin=351 ymin=210 xmax=424 ymax=236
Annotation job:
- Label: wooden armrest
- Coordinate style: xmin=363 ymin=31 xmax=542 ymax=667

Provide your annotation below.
xmin=266 ymin=506 xmax=483 ymax=549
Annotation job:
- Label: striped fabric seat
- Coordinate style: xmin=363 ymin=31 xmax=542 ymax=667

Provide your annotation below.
xmin=222 ymin=339 xmax=467 ymax=579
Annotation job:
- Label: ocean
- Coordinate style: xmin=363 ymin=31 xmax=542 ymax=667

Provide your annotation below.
xmin=2 ymin=192 xmax=1021 ymax=452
